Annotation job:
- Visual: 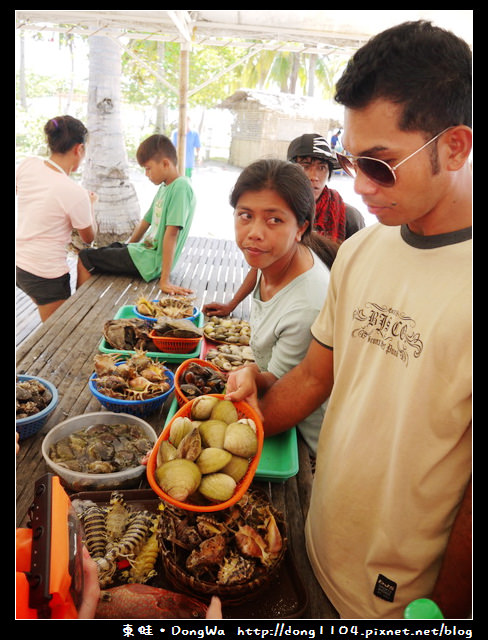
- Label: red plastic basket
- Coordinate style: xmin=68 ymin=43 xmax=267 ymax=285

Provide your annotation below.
xmin=149 ymin=329 xmax=202 ymax=354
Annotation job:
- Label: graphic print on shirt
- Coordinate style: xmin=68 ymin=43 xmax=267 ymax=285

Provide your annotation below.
xmin=352 ymin=302 xmax=423 ymax=366
xmin=143 ymin=194 xmax=164 ymax=249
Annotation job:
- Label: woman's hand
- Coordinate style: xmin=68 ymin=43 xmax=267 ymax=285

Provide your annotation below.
xmin=201 ymin=301 xmax=235 ymax=317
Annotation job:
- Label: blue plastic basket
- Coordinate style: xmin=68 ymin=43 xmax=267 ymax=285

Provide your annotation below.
xmin=89 ymin=365 xmax=175 ymax=417
xmin=16 ymin=375 xmax=59 ymax=440
xmin=132 ymin=300 xmax=199 ymax=323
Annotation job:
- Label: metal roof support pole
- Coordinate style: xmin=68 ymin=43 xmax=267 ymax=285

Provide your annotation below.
xmin=177 ymin=42 xmax=190 ymax=176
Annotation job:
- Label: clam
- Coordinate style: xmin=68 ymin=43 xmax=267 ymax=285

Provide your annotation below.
xmin=191 ymin=395 xmax=220 ymax=421
xmin=155 ymin=458 xmax=201 ymax=501
xmin=236 ymin=417 xmax=257 ymax=433
xmin=210 ymin=399 xmax=238 ymax=425
xmin=196 ymin=447 xmax=232 ymax=474
xmin=86 ymin=461 xmax=115 ymax=473
xmin=198 ymin=419 xmax=227 ymax=449
xmin=169 ymin=416 xmax=193 ymax=447
xmin=53 ymin=440 xmax=75 ymax=461
xmin=221 ymin=454 xmax=250 ymax=482
xmin=198 ymin=473 xmax=237 ymax=503
xmin=58 ymin=459 xmax=84 ymax=472
xmin=157 ymin=440 xmax=178 ymax=466
xmin=86 ymin=440 xmax=114 ymax=461
xmin=114 ymin=450 xmax=137 ymax=468
xmin=175 ymin=427 xmax=202 ymax=461
xmin=223 ymin=422 xmax=258 ymax=458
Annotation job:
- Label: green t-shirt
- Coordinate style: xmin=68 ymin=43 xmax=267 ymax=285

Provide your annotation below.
xmin=127 ymin=176 xmax=195 ymax=282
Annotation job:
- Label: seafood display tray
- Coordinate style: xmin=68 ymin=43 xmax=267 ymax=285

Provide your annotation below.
xmin=165 ymin=398 xmax=299 ymax=482
xmin=72 ymin=489 xmax=308 ymax=619
xmin=200 ymin=337 xmax=255 ymax=368
xmin=98 ymin=305 xmax=203 ymax=363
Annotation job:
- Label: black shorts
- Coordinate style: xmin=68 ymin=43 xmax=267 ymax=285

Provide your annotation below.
xmin=78 ymin=242 xmax=139 ymax=276
xmin=16 ymin=266 xmax=71 ymax=306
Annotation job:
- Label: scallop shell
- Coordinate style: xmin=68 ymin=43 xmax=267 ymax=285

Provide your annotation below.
xmin=155 ymin=459 xmax=201 ymax=502
xmin=221 ymin=455 xmax=250 ymax=482
xmin=223 ymin=422 xmax=258 ymax=458
xmin=198 ymin=419 xmax=227 ymax=449
xmin=196 ymin=448 xmax=232 ymax=475
xmin=210 ymin=400 xmax=238 ymax=425
xmin=169 ymin=416 xmax=194 ymax=447
xmin=198 ymin=473 xmax=237 ymax=503
xmin=191 ymin=395 xmax=220 ymax=421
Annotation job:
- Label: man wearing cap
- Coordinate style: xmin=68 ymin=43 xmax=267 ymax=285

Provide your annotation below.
xmin=202 ymin=133 xmax=364 ymax=317
xmin=225 ymin=20 xmax=472 ymax=619
xmin=287 ymin=133 xmax=364 ymax=243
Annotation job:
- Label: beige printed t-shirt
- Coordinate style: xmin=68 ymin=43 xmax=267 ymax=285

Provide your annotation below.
xmin=306 ymin=223 xmax=472 ymax=618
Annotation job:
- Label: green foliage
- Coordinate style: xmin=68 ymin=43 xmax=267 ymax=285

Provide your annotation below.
xmin=16 ymin=113 xmax=49 ymax=158
xmin=120 ymin=41 xmax=250 ymax=110
xmin=16 ymin=31 xmax=351 ymax=155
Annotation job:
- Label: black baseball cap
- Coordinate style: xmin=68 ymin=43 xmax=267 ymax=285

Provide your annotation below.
xmin=287 ymin=133 xmax=340 ymax=170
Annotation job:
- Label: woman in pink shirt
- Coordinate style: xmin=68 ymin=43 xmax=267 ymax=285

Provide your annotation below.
xmin=16 ymin=116 xmax=97 ymax=321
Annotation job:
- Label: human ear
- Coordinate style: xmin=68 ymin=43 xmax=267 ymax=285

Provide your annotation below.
xmin=296 ymin=219 xmax=310 ymax=242
xmin=74 ymin=143 xmax=85 ymax=159
xmin=443 ymin=126 xmax=472 ymax=171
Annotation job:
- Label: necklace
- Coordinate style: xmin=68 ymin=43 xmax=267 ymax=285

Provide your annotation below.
xmin=45 ymin=157 xmax=68 ymax=176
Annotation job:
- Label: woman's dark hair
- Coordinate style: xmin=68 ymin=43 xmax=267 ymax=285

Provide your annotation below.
xmin=230 ymin=158 xmax=338 ymax=269
xmin=335 ymin=20 xmax=472 ymax=136
xmin=44 ymin=115 xmax=88 ymax=154
xmin=136 ymin=134 xmax=177 ymax=166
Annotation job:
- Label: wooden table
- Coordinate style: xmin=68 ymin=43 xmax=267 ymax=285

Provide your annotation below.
xmin=16 ymin=236 xmax=338 ymax=619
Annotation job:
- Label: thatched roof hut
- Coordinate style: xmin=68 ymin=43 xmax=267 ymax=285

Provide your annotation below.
xmin=218 ymin=89 xmax=332 ymax=167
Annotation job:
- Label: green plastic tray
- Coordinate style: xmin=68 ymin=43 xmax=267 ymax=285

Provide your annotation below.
xmin=164 ymin=397 xmax=299 ymax=482
xmin=98 ymin=305 xmax=203 ymax=363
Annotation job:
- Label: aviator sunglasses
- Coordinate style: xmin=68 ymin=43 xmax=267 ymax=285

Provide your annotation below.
xmin=335 ymin=127 xmax=454 ymax=187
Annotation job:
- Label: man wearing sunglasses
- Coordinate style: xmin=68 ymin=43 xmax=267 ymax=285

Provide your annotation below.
xmin=226 ymin=20 xmax=472 ymax=619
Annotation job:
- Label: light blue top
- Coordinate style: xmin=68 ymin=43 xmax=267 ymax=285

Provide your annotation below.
xmin=172 ymin=130 xmax=201 ymax=169
xmin=250 ymin=249 xmax=330 ymax=454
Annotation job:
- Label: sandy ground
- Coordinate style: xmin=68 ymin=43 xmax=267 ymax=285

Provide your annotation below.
xmin=130 ymin=160 xmax=376 ymax=241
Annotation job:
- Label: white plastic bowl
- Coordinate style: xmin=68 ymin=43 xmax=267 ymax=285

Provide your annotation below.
xmin=41 ymin=411 xmax=157 ymax=491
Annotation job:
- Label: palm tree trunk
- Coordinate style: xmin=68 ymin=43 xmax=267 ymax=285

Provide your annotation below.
xmin=18 ymin=31 xmax=27 ymax=110
xmin=82 ymin=35 xmax=140 ymax=246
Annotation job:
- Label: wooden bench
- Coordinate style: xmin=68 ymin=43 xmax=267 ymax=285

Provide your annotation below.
xmin=16 ymin=235 xmax=337 ymax=619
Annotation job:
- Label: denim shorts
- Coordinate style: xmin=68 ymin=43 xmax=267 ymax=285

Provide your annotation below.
xmin=16 ymin=266 xmax=71 ymax=305
xmin=78 ymin=242 xmax=139 ymax=276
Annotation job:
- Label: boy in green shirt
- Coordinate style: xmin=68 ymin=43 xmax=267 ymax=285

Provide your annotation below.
xmin=77 ymin=135 xmax=195 ymax=295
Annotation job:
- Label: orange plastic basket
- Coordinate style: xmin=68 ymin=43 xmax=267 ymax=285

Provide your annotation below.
xmin=174 ymin=358 xmax=227 ymax=408
xmin=149 ymin=329 xmax=202 ymax=354
xmin=146 ymin=394 xmax=264 ymax=512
